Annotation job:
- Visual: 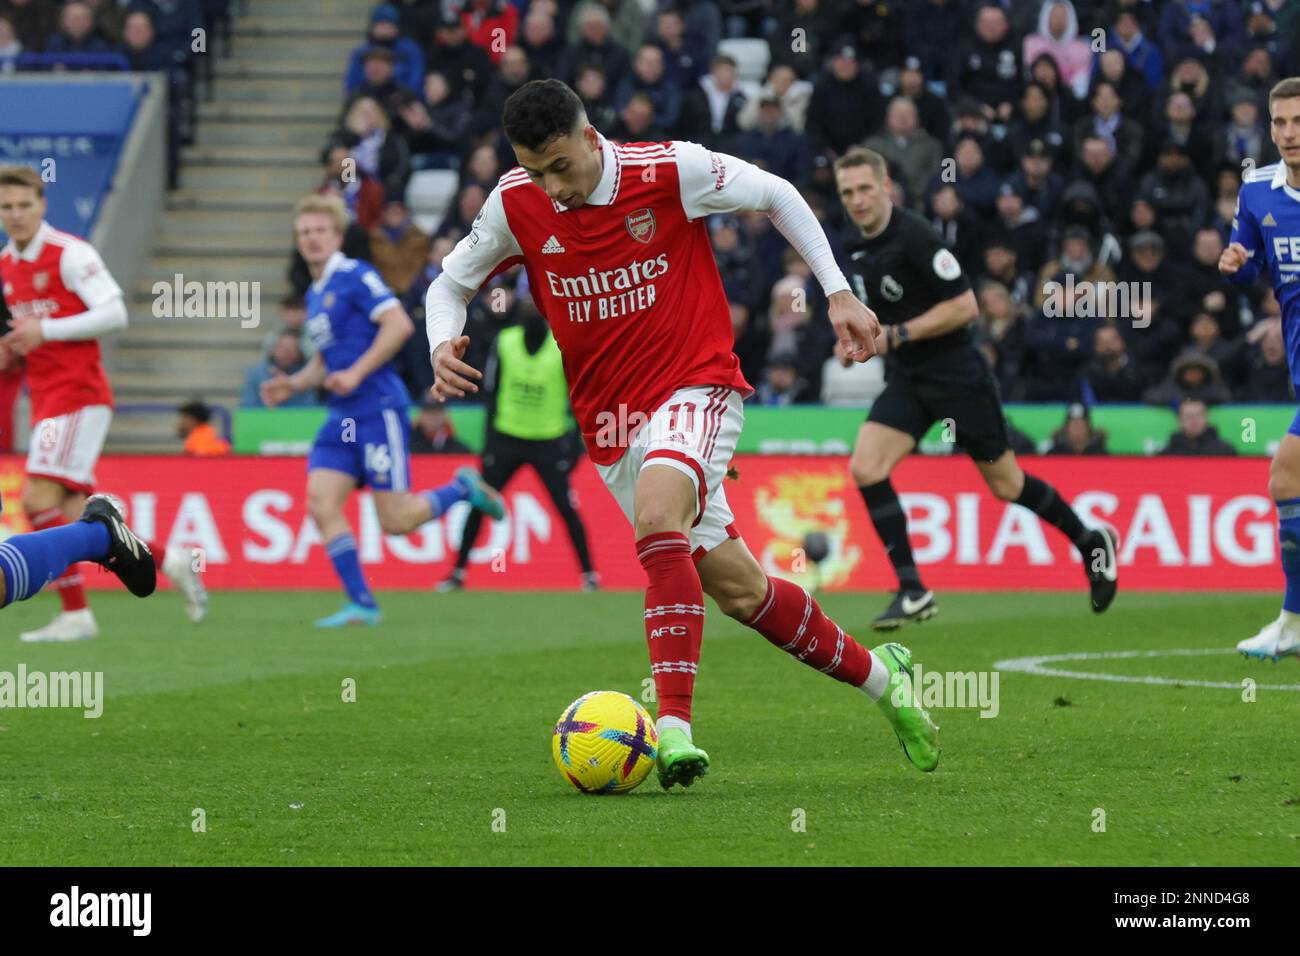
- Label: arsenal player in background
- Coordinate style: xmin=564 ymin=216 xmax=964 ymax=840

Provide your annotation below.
xmin=0 ymin=165 xmax=206 ymax=640
xmin=426 ymin=79 xmax=941 ymax=788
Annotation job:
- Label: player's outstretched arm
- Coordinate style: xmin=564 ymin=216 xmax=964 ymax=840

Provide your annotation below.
xmin=674 ymin=140 xmax=879 ymax=359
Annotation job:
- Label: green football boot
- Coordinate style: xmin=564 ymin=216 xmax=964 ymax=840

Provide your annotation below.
xmin=655 ymin=726 xmax=710 ymax=790
xmin=872 ymin=642 xmax=941 ymax=772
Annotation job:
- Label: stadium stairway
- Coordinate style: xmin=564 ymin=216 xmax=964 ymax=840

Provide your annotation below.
xmin=104 ymin=0 xmax=367 ymax=452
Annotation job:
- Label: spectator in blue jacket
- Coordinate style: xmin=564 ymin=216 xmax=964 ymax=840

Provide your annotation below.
xmin=1157 ymin=0 xmax=1246 ymax=66
xmin=241 ymin=332 xmax=318 ymax=409
xmin=1106 ymin=8 xmax=1164 ymax=91
xmin=615 ymin=44 xmax=682 ymax=132
xmin=345 ymin=3 xmax=424 ymax=94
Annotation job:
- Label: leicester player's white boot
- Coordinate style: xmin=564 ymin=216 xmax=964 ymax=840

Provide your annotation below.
xmin=20 ymin=609 xmax=99 ymax=643
xmin=1237 ymin=613 xmax=1300 ymax=662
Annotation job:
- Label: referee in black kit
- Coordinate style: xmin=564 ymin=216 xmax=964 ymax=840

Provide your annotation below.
xmin=832 ymin=147 xmax=1119 ymax=628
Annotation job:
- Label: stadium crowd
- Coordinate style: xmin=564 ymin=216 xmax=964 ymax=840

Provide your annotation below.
xmin=7 ymin=0 xmax=1298 ymax=436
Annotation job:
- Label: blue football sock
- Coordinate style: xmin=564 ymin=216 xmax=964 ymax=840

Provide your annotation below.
xmin=423 ymin=477 xmax=471 ymax=519
xmin=325 ymin=532 xmax=377 ymax=609
xmin=1278 ymin=497 xmax=1300 ymax=613
xmin=0 ymin=521 xmax=110 ymax=608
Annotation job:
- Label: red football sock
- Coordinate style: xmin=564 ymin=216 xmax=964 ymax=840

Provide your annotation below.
xmin=636 ymin=531 xmax=704 ymax=724
xmin=29 ymin=507 xmax=89 ymax=613
xmin=745 ymin=576 xmax=873 ymax=686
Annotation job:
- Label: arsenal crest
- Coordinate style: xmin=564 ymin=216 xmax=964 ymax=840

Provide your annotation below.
xmin=32 ymin=271 xmax=48 ymax=292
xmin=626 ymin=207 xmax=655 ymax=244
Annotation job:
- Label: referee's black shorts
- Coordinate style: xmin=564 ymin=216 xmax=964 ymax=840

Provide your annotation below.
xmin=481 ymin=430 xmax=576 ymax=480
xmin=866 ymin=347 xmax=1011 ymax=462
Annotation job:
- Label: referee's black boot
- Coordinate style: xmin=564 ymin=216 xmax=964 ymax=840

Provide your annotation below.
xmin=1081 ymin=525 xmax=1120 ymax=613
xmin=872 ymin=588 xmax=937 ymax=631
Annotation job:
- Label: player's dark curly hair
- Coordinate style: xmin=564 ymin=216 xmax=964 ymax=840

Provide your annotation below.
xmin=503 ymin=79 xmax=585 ymax=151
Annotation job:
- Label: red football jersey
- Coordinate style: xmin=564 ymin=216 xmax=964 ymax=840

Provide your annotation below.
xmin=1 ymin=222 xmax=119 ymax=421
xmin=442 ymin=137 xmax=755 ymax=465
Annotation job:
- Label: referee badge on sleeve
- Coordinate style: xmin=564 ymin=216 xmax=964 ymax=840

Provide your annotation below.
xmin=933 ymin=249 xmax=962 ymax=280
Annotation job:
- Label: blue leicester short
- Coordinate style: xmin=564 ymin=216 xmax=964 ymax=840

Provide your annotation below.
xmin=307 ymin=407 xmax=412 ymax=492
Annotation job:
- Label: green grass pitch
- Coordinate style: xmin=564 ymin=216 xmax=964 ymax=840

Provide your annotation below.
xmin=0 ymin=590 xmax=1296 ymax=866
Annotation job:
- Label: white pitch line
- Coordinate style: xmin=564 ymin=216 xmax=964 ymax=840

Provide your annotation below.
xmin=992 ymin=648 xmax=1300 ymax=692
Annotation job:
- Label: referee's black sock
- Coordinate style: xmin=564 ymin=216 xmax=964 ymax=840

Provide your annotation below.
xmin=858 ymin=478 xmax=924 ymax=592
xmin=1016 ymin=473 xmax=1091 ymax=549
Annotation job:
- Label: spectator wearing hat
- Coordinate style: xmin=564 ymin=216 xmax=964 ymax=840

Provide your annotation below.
xmin=344 ymin=44 xmax=408 ymax=121
xmin=768 ymin=0 xmax=833 ymax=79
xmin=1159 ymin=399 xmax=1237 ymax=456
xmin=1078 ymin=323 xmax=1143 ymax=403
xmin=1007 ymin=82 xmax=1070 ymax=170
xmin=1033 ymin=225 xmax=1117 ymax=311
xmin=680 ymin=52 xmax=755 ymax=152
xmin=410 ymin=398 xmax=470 ymax=454
xmin=1136 ymin=139 xmax=1211 ymax=257
xmin=896 ymin=57 xmax=950 ymax=144
xmin=614 ymin=43 xmax=682 ymax=132
xmin=864 ymin=96 xmax=943 ymax=206
xmin=989 ymin=183 xmax=1051 ymax=274
xmin=558 ymin=3 xmax=631 ymax=90
xmin=1072 ymin=80 xmax=1144 ymax=179
xmin=976 ymin=235 xmax=1036 ymax=311
xmin=1158 ymin=0 xmax=1246 ymax=67
xmin=738 ymin=63 xmax=815 ymax=134
xmin=1105 ymin=7 xmax=1165 ymax=91
xmin=1005 ymin=136 xmax=1066 ymax=222
xmin=425 ymin=10 xmax=494 ymax=104
xmin=1048 ymin=403 xmax=1109 ymax=455
xmin=805 ymin=42 xmax=882 ymax=156
xmin=734 ymin=96 xmax=810 ymax=187
xmin=1143 ymin=349 xmax=1233 ymax=407
xmin=459 ymin=0 xmax=519 ymax=65
xmin=947 ymin=4 xmax=1021 ymax=124
xmin=345 ymin=4 xmax=424 ymax=94
xmin=1023 ymin=1 xmax=1094 ymax=99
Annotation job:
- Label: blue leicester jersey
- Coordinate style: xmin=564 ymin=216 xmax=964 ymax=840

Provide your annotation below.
xmin=304 ymin=252 xmax=409 ymax=416
xmin=1229 ymin=161 xmax=1300 ymax=385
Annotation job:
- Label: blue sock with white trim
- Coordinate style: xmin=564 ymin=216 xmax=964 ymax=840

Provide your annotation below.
xmin=325 ymin=532 xmax=377 ymax=609
xmin=1277 ymin=497 xmax=1300 ymax=614
xmin=0 ymin=522 xmax=110 ymax=608
xmin=423 ymin=476 xmax=472 ymax=519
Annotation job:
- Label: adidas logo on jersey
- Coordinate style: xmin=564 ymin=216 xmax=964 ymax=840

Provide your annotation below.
xmin=1262 ymin=212 xmax=1277 ymax=227
xmin=542 ymin=235 xmax=566 ymax=254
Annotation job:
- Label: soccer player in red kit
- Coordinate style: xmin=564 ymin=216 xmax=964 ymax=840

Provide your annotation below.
xmin=426 ymin=80 xmax=940 ymax=787
xmin=0 ymin=165 xmax=206 ymax=641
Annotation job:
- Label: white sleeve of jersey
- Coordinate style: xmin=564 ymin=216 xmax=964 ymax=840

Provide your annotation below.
xmin=58 ymin=236 xmax=123 ymax=309
xmin=425 ymin=272 xmax=477 ymax=356
xmin=439 ymin=184 xmax=524 ymax=291
xmin=674 ymin=140 xmax=849 ymax=297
